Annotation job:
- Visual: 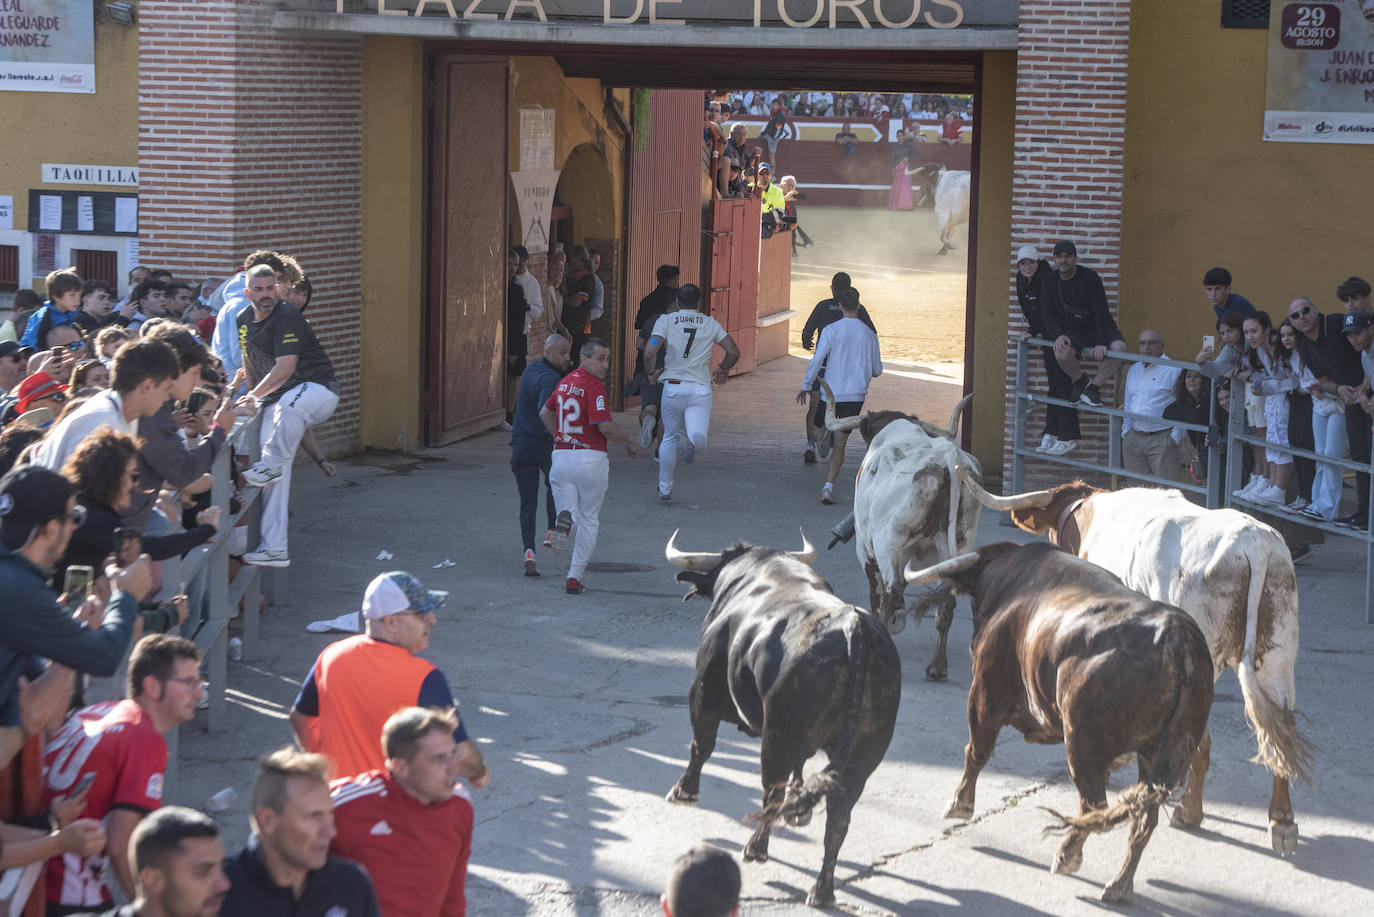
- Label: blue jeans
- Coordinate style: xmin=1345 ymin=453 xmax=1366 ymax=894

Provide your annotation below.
xmin=511 ymin=443 xmax=556 ymax=552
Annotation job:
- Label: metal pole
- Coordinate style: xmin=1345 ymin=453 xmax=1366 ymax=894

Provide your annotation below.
xmin=1012 ymin=337 xmax=1027 ymax=493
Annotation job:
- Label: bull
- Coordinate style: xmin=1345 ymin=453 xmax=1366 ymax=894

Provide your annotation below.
xmin=822 ymin=383 xmax=978 ymax=681
xmin=910 ymin=163 xmax=970 ymax=255
xmin=960 ymin=471 xmax=1315 ymax=855
xmin=906 ymin=541 xmax=1213 ymax=904
xmin=664 ymin=530 xmax=901 ymax=909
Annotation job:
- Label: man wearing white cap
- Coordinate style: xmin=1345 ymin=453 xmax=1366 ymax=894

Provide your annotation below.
xmin=289 ymin=571 xmax=490 ymax=785
xmin=1015 ymin=244 xmax=1080 ymax=454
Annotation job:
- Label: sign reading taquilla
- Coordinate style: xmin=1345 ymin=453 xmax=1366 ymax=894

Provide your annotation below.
xmin=41 ymin=163 xmax=139 ymax=187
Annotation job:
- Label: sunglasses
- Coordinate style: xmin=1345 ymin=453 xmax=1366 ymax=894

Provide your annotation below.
xmin=1289 ymin=305 xmax=1313 ymax=318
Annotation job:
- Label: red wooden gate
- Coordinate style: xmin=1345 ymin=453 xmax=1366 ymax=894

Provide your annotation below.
xmin=702 ymin=197 xmax=759 ymax=375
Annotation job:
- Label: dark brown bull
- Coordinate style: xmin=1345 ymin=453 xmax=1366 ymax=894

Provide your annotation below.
xmin=906 ymin=541 xmax=1213 ymax=903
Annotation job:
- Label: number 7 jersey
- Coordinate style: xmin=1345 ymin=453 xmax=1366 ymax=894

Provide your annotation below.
xmin=651 ymin=310 xmax=728 ymax=385
xmin=544 ymin=367 xmax=612 ymax=451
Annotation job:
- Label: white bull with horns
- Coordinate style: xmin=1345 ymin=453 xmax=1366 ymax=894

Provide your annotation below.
xmin=822 ymin=385 xmax=978 ymax=681
xmin=958 ymin=469 xmax=1315 ymax=856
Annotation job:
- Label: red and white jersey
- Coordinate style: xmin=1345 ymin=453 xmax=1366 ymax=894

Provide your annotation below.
xmin=331 ymin=770 xmax=475 ymax=917
xmin=544 ymin=367 xmax=611 ymax=452
xmin=42 ymin=699 xmax=168 ymax=909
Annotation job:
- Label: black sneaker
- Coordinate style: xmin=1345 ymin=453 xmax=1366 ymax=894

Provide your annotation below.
xmin=552 ymin=510 xmax=573 ymax=551
xmin=1336 ymin=512 xmax=1369 ymax=532
xmin=803 ymin=447 xmax=817 ymax=465
xmin=1079 ymin=383 xmax=1104 ymax=407
xmin=1288 ymin=544 xmax=1313 ymax=564
xmin=1070 ymin=375 xmax=1089 ymax=402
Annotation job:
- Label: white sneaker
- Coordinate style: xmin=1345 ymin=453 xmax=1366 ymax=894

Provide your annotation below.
xmin=1232 ymin=474 xmax=1263 ymax=499
xmin=1285 ymin=496 xmax=1311 ymax=513
xmin=821 ymin=483 xmax=836 ymax=505
xmin=1253 ymin=482 xmax=1286 ymax=505
xmin=638 ymin=414 xmax=655 ymax=449
xmin=242 ymin=463 xmax=281 ymax=487
xmin=243 ymin=549 xmax=289 ymax=568
xmin=1045 ymin=439 xmax=1077 ymax=455
xmin=1035 ymin=434 xmax=1057 ymax=453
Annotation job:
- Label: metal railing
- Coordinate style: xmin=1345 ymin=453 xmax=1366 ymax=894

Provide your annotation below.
xmin=1010 ymin=334 xmax=1374 ymax=623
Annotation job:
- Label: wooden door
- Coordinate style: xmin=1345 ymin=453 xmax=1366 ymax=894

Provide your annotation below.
xmin=424 ymin=55 xmax=508 ymax=446
xmin=703 ymin=197 xmax=759 ymax=375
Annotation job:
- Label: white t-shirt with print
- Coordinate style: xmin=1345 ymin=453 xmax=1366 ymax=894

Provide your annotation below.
xmin=651 ymin=310 xmax=728 ymax=386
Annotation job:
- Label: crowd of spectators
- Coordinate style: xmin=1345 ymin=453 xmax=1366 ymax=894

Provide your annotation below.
xmin=712 ymin=89 xmax=971 ymax=122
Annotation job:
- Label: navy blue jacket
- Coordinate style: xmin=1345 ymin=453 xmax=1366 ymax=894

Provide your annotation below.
xmin=510 ymin=358 xmax=564 ymax=451
xmin=221 ymin=835 xmax=380 ymax=917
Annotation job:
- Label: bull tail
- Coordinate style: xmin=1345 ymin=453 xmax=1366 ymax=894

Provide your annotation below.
xmin=1236 ymin=546 xmax=1316 ymax=785
xmin=945 ymin=456 xmax=962 ymax=560
xmin=1041 ymin=784 xmax=1171 ymax=837
xmin=744 ymin=772 xmax=843 ymax=826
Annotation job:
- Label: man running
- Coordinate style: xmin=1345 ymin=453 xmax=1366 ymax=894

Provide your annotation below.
xmin=540 ymin=338 xmax=639 ymax=594
xmin=642 ymin=284 xmax=740 ymax=502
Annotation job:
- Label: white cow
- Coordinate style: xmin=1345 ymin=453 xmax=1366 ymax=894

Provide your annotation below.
xmin=961 ymin=472 xmax=1314 ymax=856
xmin=824 ymin=389 xmax=977 ymax=680
xmin=911 ymin=163 xmax=970 ymax=255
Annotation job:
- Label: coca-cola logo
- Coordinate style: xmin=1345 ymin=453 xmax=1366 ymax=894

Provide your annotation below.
xmin=59 ymin=73 xmax=83 ymax=85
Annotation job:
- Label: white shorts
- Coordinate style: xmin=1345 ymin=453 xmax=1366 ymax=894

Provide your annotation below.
xmin=1263 ymin=393 xmax=1291 ymax=466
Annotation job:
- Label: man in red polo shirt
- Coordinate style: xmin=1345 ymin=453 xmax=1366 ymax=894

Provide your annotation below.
xmin=289 ymin=571 xmax=490 ymax=786
xmin=540 ymin=337 xmax=639 ymax=594
xmin=331 ymin=707 xmax=474 ymax=917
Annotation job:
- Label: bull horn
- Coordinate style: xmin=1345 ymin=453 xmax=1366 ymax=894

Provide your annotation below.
xmin=903 ymin=551 xmax=982 ymax=585
xmin=942 ymin=392 xmax=975 ymax=439
xmin=956 ymin=464 xmax=1056 ymax=512
xmin=664 ymin=529 xmax=722 ymax=571
xmin=788 ymin=529 xmax=816 ymax=565
xmin=820 ymin=379 xmax=864 ymax=433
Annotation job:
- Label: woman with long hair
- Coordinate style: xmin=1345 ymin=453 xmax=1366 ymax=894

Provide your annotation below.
xmin=1236 ymin=311 xmax=1306 ymax=506
xmin=1165 ymin=369 xmax=1211 ymax=483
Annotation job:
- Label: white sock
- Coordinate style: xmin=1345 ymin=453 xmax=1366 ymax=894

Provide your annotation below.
xmin=807 ymin=441 xmax=816 ymax=450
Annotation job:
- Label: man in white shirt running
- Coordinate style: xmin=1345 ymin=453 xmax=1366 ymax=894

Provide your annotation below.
xmin=642 ymin=284 xmax=740 ymax=501
xmin=798 ymin=287 xmax=883 ymax=504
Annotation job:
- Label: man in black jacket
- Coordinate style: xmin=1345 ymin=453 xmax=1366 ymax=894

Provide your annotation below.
xmin=1041 ymin=240 xmax=1126 ymax=408
xmin=632 ymin=265 xmax=681 ymax=449
xmin=1016 ymin=245 xmax=1080 ymax=454
xmin=799 ymin=272 xmax=876 ymax=463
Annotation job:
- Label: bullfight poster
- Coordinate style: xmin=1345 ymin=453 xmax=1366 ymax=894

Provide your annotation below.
xmin=0 ymin=0 xmax=95 ymax=93
xmin=1265 ymin=0 xmax=1374 ymax=142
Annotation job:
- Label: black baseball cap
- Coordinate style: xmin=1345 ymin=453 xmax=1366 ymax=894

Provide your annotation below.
xmin=1052 ymin=240 xmax=1077 ymax=256
xmin=0 ymin=341 xmax=34 ymax=360
xmin=0 ymin=466 xmax=76 ymax=551
xmin=1342 ymin=310 xmax=1374 ymax=334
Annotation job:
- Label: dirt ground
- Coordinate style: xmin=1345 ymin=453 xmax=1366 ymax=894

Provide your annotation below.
xmin=786 ymin=203 xmax=971 ymax=363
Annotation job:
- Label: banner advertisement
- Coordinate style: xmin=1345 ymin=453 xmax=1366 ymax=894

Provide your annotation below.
xmin=1264 ymin=0 xmax=1374 ymax=143
xmin=0 ymin=0 xmax=96 ymax=94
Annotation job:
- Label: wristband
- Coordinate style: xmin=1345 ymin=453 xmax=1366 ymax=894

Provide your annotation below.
xmin=316 ymin=459 xmax=327 ymax=467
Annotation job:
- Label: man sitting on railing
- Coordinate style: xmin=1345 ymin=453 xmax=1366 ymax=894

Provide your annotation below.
xmin=1041 ymin=240 xmax=1126 ymax=408
xmin=1121 ymin=330 xmax=1184 ymax=483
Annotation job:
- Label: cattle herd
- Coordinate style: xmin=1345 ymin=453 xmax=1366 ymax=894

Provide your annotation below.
xmin=660 ymin=392 xmax=1314 ymax=908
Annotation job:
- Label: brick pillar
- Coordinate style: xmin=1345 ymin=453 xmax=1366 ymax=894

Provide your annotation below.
xmin=1003 ymin=0 xmax=1132 ymax=488
xmin=138 ymin=1 xmax=364 ymax=455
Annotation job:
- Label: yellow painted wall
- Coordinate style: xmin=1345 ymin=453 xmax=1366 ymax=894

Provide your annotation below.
xmin=1 ymin=18 xmax=139 ymax=289
xmin=1121 ymin=4 xmax=1374 ymax=356
xmin=970 ymin=50 xmax=1017 ymax=476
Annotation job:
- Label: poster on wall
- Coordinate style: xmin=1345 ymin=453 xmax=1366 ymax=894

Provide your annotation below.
xmin=0 ymin=0 xmax=95 ymax=94
xmin=509 ymin=170 xmax=560 ymax=255
xmin=1264 ymin=0 xmax=1374 ymax=143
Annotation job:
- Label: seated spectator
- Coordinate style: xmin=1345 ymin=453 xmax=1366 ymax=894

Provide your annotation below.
xmin=1040 ymin=240 xmax=1126 ymax=407
xmin=1165 ymin=369 xmax=1212 ymax=483
xmin=330 ymin=707 xmax=475 ymax=917
xmin=70 ymin=359 xmax=109 ymax=394
xmin=59 ymin=428 xmax=218 ymax=601
xmin=19 ymin=267 xmax=83 ymax=349
xmin=663 ymin=844 xmax=740 ymax=917
xmin=221 ymin=747 xmax=381 ymax=917
xmin=41 ymin=634 xmax=204 ymax=912
xmin=0 ymin=466 xmax=145 ymax=728
xmin=939 ymin=110 xmax=963 ymax=145
xmin=834 ymin=121 xmax=858 ymax=157
xmin=209 ymin=250 xmax=303 ymax=392
xmin=1121 ymin=329 xmax=1183 ymax=482
xmin=94 ymin=326 xmax=130 ymax=365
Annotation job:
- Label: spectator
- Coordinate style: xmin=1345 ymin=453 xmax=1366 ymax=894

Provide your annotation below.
xmin=113 ymin=265 xmax=151 ymax=314
xmin=1337 ymin=275 xmax=1371 ymax=314
xmin=1040 ymin=240 xmax=1126 ymax=407
xmin=1121 ymin=330 xmax=1183 ymax=482
xmin=149 ymin=270 xmax=174 ymax=283
xmin=72 ymin=280 xmax=130 ymax=338
xmin=511 ymin=246 xmax=543 ymax=336
xmin=1202 ymin=267 xmax=1256 ymax=321
xmin=31 ymin=323 xmax=88 ymax=382
xmin=505 ymin=249 xmax=531 ymax=427
xmin=289 ymin=571 xmax=490 ymax=785
xmin=1277 ymin=319 xmax=1316 ymax=511
xmin=761 ymin=97 xmax=790 ymax=165
xmin=31 ymin=339 xmax=179 ymax=472
xmin=125 ymin=278 xmax=171 ymax=333
xmin=798 ymin=287 xmax=882 ymax=505
xmin=1237 ymin=311 xmax=1304 ymax=506
xmin=632 ymin=265 xmax=681 ymax=449
xmin=1195 ymin=309 xmax=1247 ymax=379
xmin=557 ymin=246 xmax=597 ymax=361
xmin=164 ymin=282 xmax=196 ymax=319
xmin=0 ymin=466 xmax=145 ymax=729
xmin=235 ymin=265 xmax=339 ymax=568
xmin=779 ymin=176 xmax=814 ymax=255
xmin=221 ymin=748 xmax=380 ymax=917
xmin=707 ymin=132 xmax=731 ymax=199
xmin=587 ymin=248 xmax=605 ymax=322
xmin=756 ymin=163 xmax=787 ymax=239
xmin=59 ymin=428 xmax=218 ymax=593
xmin=19 ymin=268 xmax=83 ymax=349
xmin=799 ymin=273 xmax=876 ymax=465
xmin=209 ymin=250 xmax=304 ymax=390
xmin=1015 ymin=245 xmax=1079 ymax=455
xmin=725 ymin=160 xmax=746 ymax=198
xmin=939 ymin=110 xmax=963 ymax=145
xmin=196 ymin=278 xmax=220 ymax=309
xmin=0 ymin=303 xmax=16 ymax=345
xmin=662 ymin=844 xmax=740 ymax=917
xmin=540 ymin=338 xmax=640 ymax=594
xmin=544 ymin=257 xmax=566 ymax=335
xmin=94 ymin=326 xmax=130 ymax=365
xmin=511 ymin=334 xmax=572 ymax=576
xmin=1165 ymin=369 xmax=1211 ymax=484
xmin=0 ymin=425 xmax=43 ymax=474
xmin=69 ymin=359 xmax=109 ymax=395
xmin=723 ymin=123 xmax=749 ymax=172
xmin=9 ymin=372 xmax=68 ymax=429
xmin=330 ymin=707 xmax=475 ymax=917
xmin=64 ymin=806 xmax=230 ymax=917
xmin=0 ymin=339 xmax=30 ymax=394
xmin=10 ymin=289 xmax=44 ymax=346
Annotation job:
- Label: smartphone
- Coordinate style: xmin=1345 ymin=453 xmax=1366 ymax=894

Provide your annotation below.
xmin=51 ymin=345 xmax=64 ymax=361
xmin=62 ymin=565 xmax=94 ymax=616
xmin=71 ymin=772 xmax=97 ymax=796
xmin=1203 ymin=334 xmax=1215 ymax=351
xmin=112 ymin=527 xmax=141 ymax=567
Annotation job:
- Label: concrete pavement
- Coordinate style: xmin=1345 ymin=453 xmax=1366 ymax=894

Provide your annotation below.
xmin=178 ymin=355 xmax=1374 ymax=915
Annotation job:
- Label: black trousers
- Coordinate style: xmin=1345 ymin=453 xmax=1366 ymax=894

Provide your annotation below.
xmin=1345 ymin=403 xmax=1371 ymax=515
xmin=1040 ymin=345 xmax=1081 ymax=441
xmin=1288 ymin=394 xmax=1315 ymax=501
xmin=511 ymin=443 xmax=556 ymax=552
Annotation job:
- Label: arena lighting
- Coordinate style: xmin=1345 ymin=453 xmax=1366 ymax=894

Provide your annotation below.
xmin=104 ymin=2 xmax=135 ymax=26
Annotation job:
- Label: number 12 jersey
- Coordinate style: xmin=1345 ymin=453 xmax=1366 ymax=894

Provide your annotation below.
xmin=544 ymin=367 xmax=612 ymax=451
xmin=651 ymin=310 xmax=728 ymax=385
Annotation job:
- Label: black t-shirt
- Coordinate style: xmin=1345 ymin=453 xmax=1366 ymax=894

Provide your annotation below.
xmin=507 ymin=278 xmax=528 ymax=357
xmin=561 ymin=269 xmax=596 ymax=334
xmin=634 ymin=284 xmax=678 ymax=374
xmin=1299 ymin=312 xmax=1364 ymax=387
xmin=801 ymin=298 xmax=876 ymax=350
xmin=237 ymin=301 xmax=336 ymax=403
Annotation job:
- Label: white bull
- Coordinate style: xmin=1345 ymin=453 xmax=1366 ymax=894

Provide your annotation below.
xmin=912 ymin=163 xmax=970 ymax=255
xmin=961 ymin=472 xmax=1315 ymax=856
xmin=825 ymin=390 xmax=978 ymax=680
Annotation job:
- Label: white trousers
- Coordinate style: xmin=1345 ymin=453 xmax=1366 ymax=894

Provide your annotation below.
xmin=1309 ymin=407 xmax=1348 ymax=520
xmin=549 ymin=449 xmax=609 ymax=580
xmin=658 ymin=381 xmax=712 ymax=495
xmin=259 ymin=382 xmax=339 ymax=552
xmin=1263 ymin=394 xmax=1291 ymax=467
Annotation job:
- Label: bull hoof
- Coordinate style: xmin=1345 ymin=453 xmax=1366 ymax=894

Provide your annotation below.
xmin=924 ymin=661 xmax=948 ymax=681
xmin=742 ymin=841 xmax=770 ymax=863
xmin=665 ymin=784 xmax=698 ymax=805
xmin=1051 ymin=849 xmax=1082 ymax=875
xmin=806 ymin=886 xmax=836 ymax=909
xmin=1101 ymin=881 xmax=1133 ymax=904
xmin=1269 ymin=818 xmax=1298 ymax=857
xmin=884 ymin=612 xmax=907 ymax=636
xmin=783 ymin=806 xmax=812 ymax=828
xmin=1169 ymin=804 xmax=1203 ymax=830
xmin=943 ymin=798 xmax=973 ymax=820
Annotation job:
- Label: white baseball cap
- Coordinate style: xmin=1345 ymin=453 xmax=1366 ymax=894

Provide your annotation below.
xmin=362 ymin=571 xmax=448 ymax=619
xmin=1015 ymin=245 xmax=1039 ymax=264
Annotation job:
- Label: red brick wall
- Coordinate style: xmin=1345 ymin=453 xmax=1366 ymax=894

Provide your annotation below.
xmin=1003 ymin=0 xmax=1131 ymax=487
xmin=138 ymin=1 xmax=363 ymax=455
